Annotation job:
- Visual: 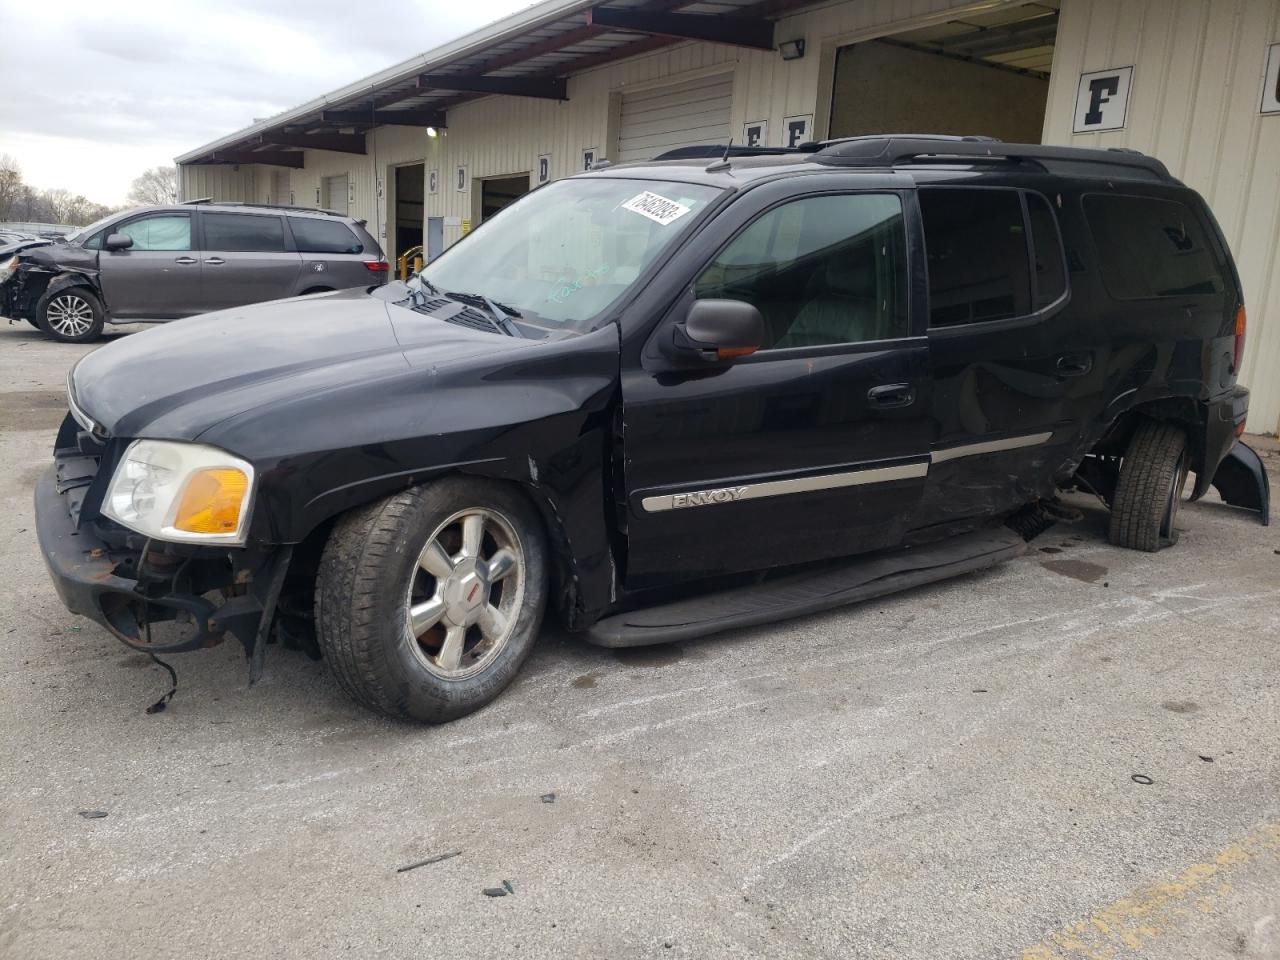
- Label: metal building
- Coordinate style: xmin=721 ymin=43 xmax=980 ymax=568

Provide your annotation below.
xmin=177 ymin=0 xmax=1280 ymax=432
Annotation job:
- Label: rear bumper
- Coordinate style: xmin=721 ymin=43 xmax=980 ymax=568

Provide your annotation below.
xmin=1193 ymin=386 xmax=1249 ymax=499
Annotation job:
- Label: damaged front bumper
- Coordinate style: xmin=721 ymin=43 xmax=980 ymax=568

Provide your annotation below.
xmin=35 ymin=462 xmax=289 ymax=670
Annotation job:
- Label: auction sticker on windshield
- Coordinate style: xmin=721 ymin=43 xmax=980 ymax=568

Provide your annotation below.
xmin=621 ymin=191 xmax=692 ymax=226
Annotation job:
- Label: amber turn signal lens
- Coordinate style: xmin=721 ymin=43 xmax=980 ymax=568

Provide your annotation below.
xmin=717 ymin=346 xmax=758 ymax=360
xmin=173 ymin=468 xmax=249 ymax=534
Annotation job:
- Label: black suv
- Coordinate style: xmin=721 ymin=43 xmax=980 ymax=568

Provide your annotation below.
xmin=35 ymin=136 xmax=1269 ymax=722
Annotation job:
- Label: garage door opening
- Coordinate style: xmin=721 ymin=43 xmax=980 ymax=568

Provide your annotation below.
xmin=828 ymin=1 xmax=1058 ymax=144
xmin=394 ymin=163 xmax=425 ymax=262
xmin=479 ymin=174 xmax=530 ymax=223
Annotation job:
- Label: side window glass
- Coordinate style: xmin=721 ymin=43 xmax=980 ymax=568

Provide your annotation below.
xmin=118 ymin=215 xmax=191 ymax=251
xmin=83 ymin=231 xmax=103 ymax=250
xmin=695 ymin=194 xmax=908 ymax=350
xmin=1083 ymin=195 xmax=1224 ymax=299
xmin=288 ymin=217 xmax=363 ymax=254
xmin=920 ymin=188 xmax=1031 ymax=326
xmin=203 ymin=213 xmax=286 ymax=252
xmin=1027 ymin=192 xmax=1067 ymax=307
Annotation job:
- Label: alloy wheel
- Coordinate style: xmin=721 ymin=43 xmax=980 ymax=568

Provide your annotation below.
xmin=45 ymin=294 xmax=95 ymax=338
xmin=404 ymin=507 xmax=526 ymax=680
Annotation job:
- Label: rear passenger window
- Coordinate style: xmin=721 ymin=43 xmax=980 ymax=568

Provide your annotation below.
xmin=1084 ymin=195 xmax=1224 ymax=299
xmin=289 ymin=217 xmax=363 ymax=254
xmin=920 ymin=189 xmax=1031 ymax=326
xmin=203 ymin=213 xmax=286 ymax=252
xmin=695 ymin=193 xmax=909 ymax=350
xmin=1026 ymin=193 xmax=1067 ymax=307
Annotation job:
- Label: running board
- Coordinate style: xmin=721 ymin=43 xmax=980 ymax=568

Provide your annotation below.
xmin=586 ymin=528 xmax=1027 ymax=648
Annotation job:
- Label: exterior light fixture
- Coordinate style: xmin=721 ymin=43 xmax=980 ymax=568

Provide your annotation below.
xmin=779 ymin=38 xmax=806 ymax=61
xmin=426 ymin=127 xmax=439 ymax=138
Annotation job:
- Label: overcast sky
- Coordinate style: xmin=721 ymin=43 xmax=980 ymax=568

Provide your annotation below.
xmin=0 ymin=0 xmax=534 ymax=205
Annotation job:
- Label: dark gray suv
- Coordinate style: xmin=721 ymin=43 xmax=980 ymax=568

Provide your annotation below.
xmin=0 ymin=201 xmax=387 ymax=342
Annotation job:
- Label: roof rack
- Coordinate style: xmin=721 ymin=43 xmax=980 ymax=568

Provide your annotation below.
xmin=651 ymin=144 xmax=819 ymax=161
xmin=183 ymin=200 xmax=350 ymax=217
xmin=810 ymin=135 xmax=1175 ymax=182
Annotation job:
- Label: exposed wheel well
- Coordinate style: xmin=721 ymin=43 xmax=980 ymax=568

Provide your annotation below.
xmin=1078 ymin=400 xmax=1202 ymax=504
xmin=283 ymin=473 xmax=581 ymax=650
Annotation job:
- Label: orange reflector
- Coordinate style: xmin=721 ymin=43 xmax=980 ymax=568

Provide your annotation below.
xmin=717 ymin=346 xmax=758 ymax=360
xmin=173 ymin=468 xmax=248 ymax=534
xmin=1233 ymin=304 xmax=1246 ymax=371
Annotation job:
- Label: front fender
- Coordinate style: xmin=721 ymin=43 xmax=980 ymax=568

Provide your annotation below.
xmin=37 ymin=270 xmax=105 ymax=318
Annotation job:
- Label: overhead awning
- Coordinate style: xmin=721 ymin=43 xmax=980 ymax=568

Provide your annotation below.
xmin=177 ymin=0 xmax=815 ymax=167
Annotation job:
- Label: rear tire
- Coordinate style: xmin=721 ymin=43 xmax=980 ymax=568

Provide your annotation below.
xmin=314 ymin=478 xmax=547 ymax=723
xmin=1108 ymin=421 xmax=1189 ymax=552
xmin=38 ymin=288 xmax=105 ymax=343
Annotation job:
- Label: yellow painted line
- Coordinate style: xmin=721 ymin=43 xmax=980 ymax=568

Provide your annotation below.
xmin=1022 ymin=820 xmax=1280 ymax=960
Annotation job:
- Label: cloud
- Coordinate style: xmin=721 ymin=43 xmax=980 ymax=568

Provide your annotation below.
xmin=0 ymin=0 xmax=536 ymax=204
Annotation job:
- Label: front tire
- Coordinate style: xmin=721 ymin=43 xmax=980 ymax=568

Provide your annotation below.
xmin=38 ymin=288 xmax=105 ymax=343
xmin=1108 ymin=421 xmax=1190 ymax=552
xmin=315 ymin=478 xmax=547 ymax=722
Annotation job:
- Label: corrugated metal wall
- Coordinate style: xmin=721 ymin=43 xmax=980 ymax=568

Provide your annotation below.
xmin=1043 ymin=0 xmax=1280 ymax=433
xmin=421 ymin=0 xmax=1004 ymax=246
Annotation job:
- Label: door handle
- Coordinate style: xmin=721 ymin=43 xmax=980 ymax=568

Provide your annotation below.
xmin=867 ymin=383 xmax=916 ymax=408
xmin=174 ymin=256 xmax=198 ymax=265
xmin=1056 ymin=352 xmax=1093 ymax=377
xmin=204 ymin=257 xmax=226 ymax=265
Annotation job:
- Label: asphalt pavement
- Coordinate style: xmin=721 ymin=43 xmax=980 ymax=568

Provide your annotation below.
xmin=1 ymin=320 xmax=1277 ymax=959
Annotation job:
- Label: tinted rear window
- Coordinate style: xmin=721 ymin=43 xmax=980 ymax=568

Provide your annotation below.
xmin=920 ymin=188 xmax=1032 ymax=326
xmin=1084 ymin=195 xmax=1224 ymax=299
xmin=289 ymin=217 xmax=363 ymax=254
xmin=203 ymin=213 xmax=286 ymax=252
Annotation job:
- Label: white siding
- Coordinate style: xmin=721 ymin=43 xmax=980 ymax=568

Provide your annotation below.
xmin=1043 ymin=0 xmax=1280 ymax=433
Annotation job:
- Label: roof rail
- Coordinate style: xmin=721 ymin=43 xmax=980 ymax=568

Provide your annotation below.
xmin=181 ymin=197 xmax=214 ymax=205
xmin=651 ymin=143 xmax=819 ymax=161
xmin=811 ymin=135 xmax=1175 ymax=182
xmin=190 ymin=201 xmax=350 ymax=217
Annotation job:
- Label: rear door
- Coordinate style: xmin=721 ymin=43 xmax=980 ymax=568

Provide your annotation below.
xmin=97 ymin=211 xmax=199 ymax=318
xmin=197 ymin=211 xmax=302 ymax=310
xmin=916 ymin=185 xmax=1094 ymax=523
xmin=287 ymin=216 xmax=376 ymax=289
xmin=621 ymin=184 xmax=933 ymax=587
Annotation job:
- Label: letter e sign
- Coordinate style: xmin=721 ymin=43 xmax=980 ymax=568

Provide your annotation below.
xmin=1073 ymin=66 xmax=1133 ymax=133
xmin=1262 ymin=43 xmax=1280 ymax=115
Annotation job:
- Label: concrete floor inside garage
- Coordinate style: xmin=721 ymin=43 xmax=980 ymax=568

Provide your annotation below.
xmin=1 ymin=321 xmax=1277 ymax=960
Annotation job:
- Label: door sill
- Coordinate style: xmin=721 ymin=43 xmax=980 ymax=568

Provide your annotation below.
xmin=585 ymin=528 xmax=1026 ymax=648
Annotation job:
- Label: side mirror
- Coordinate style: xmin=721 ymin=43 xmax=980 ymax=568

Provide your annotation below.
xmin=104 ymin=233 xmax=133 ymax=251
xmin=669 ymin=299 xmax=765 ymax=363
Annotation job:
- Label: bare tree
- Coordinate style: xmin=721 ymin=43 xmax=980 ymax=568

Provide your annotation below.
xmin=0 ymin=153 xmax=22 ymax=220
xmin=127 ymin=165 xmax=178 ymax=206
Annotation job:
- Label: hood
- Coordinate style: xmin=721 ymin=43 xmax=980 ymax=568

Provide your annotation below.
xmin=72 ymin=288 xmax=535 ymax=441
xmin=0 ymin=237 xmax=52 ymax=259
xmin=19 ymin=240 xmax=96 ymax=273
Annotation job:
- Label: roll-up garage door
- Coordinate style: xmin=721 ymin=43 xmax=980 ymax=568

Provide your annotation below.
xmin=323 ymin=175 xmax=348 ymax=215
xmin=618 ymin=72 xmax=733 ymax=163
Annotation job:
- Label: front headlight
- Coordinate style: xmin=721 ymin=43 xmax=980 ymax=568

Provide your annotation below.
xmin=0 ymin=255 xmax=17 ymax=286
xmin=102 ymin=440 xmax=256 ymax=546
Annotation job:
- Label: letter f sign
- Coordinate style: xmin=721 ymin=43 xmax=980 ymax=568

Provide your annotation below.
xmin=1085 ymin=76 xmax=1119 ymax=126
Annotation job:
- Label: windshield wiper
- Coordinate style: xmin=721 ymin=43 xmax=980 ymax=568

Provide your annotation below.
xmin=444 ymin=290 xmax=524 ymax=338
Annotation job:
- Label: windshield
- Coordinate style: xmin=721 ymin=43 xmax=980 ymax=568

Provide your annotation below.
xmin=64 ymin=211 xmax=123 ymax=244
xmin=421 ymin=177 xmax=721 ymax=331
